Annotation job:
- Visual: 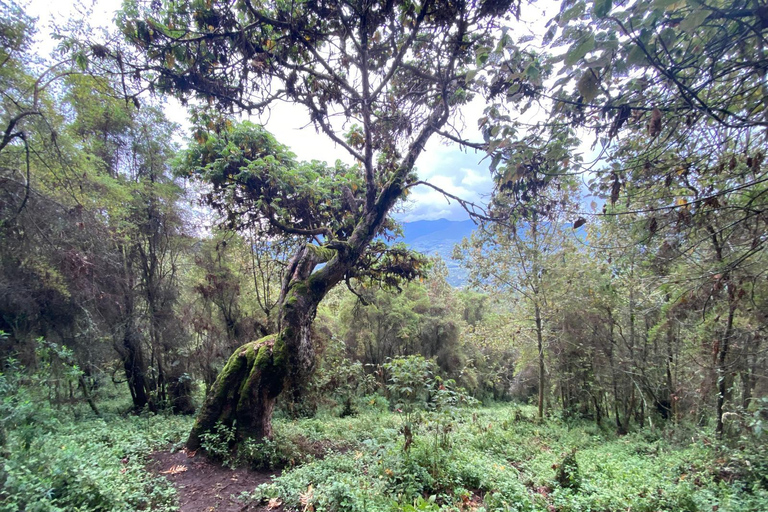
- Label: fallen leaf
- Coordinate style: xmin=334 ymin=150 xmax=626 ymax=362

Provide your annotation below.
xmin=160 ymin=464 xmax=188 ymax=475
xmin=267 ymin=497 xmax=283 ymax=510
xmin=300 ymin=484 xmax=315 ymax=512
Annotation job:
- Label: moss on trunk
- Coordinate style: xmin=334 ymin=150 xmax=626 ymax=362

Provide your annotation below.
xmin=186 ymin=249 xmax=340 ymax=453
xmin=187 ymin=334 xmax=286 ymax=450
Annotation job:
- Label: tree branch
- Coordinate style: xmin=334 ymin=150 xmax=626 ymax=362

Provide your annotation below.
xmin=407 ymin=180 xmax=499 ymax=222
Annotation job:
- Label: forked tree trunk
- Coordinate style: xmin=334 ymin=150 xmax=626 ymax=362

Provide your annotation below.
xmin=187 ymin=246 xmax=324 ymax=450
xmin=122 ymin=325 xmax=150 ymax=409
xmin=121 ymin=272 xmax=150 ymax=409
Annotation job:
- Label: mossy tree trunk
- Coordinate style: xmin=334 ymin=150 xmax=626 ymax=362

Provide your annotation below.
xmin=186 ymin=334 xmax=284 ymax=448
xmin=187 ymin=245 xmax=317 ymax=449
xmin=186 ymin=243 xmax=342 ymax=450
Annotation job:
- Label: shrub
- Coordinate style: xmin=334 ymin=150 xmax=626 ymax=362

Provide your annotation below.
xmin=0 ymin=414 xmax=189 ymax=512
xmin=554 ymin=450 xmax=581 ymax=490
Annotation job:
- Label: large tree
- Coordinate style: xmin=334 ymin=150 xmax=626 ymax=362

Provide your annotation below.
xmin=112 ymin=0 xmax=525 ymax=448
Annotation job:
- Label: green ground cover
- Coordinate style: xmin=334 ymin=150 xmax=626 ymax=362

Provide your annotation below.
xmin=244 ymin=405 xmax=768 ymax=512
xmin=2 ymin=398 xmax=766 ymax=512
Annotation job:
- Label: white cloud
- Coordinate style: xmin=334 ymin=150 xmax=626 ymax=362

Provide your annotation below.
xmin=248 ymin=103 xmax=496 ymax=222
xmin=461 ymin=167 xmax=493 ymax=188
xmin=249 ymin=102 xmax=356 ymax=166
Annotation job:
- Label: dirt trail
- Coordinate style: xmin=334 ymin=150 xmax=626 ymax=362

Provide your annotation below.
xmin=150 ymin=450 xmax=278 ymax=512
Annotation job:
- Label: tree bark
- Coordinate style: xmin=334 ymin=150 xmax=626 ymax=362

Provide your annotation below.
xmin=187 ymin=334 xmax=284 ymax=449
xmin=715 ymin=297 xmax=736 ymax=439
xmin=119 ymin=248 xmax=150 ymax=410
xmin=78 ymin=375 xmax=101 ymax=417
xmin=708 ymin=224 xmax=736 ymax=440
xmin=122 ymin=315 xmax=150 ymax=409
xmin=187 ymin=245 xmax=322 ymax=450
xmin=535 ymin=301 xmax=545 ymax=420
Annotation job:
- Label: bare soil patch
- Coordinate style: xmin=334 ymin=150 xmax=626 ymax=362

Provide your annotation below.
xmin=150 ymin=449 xmax=278 ymax=512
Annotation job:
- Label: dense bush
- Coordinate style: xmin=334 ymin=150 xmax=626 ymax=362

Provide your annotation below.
xmin=1 ymin=345 xmax=189 ymax=511
xmin=2 ymin=391 xmax=767 ymax=512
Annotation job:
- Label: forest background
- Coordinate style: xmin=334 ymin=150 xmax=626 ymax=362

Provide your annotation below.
xmin=1 ymin=0 xmax=767 ymax=510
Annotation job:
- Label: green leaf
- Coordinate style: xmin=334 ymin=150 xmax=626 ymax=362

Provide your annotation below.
xmin=565 ymin=33 xmax=595 ymax=66
xmin=593 ymin=0 xmax=612 ymax=18
xmin=652 ymin=0 xmax=680 ymax=9
xmin=576 ymin=69 xmax=600 ymax=102
xmin=74 ymin=51 xmax=89 ymax=70
xmin=525 ymin=61 xmax=542 ymax=85
xmin=586 ymin=50 xmax=613 ymax=68
xmin=559 ymin=1 xmax=586 ymax=27
xmin=626 ymin=44 xmax=649 ymax=67
xmin=475 ymin=46 xmax=491 ymax=66
xmin=658 ymin=27 xmax=677 ymax=47
xmin=678 ymin=8 xmax=710 ymax=33
xmin=542 ymin=24 xmax=558 ymax=46
xmin=490 ymin=152 xmax=502 ymax=172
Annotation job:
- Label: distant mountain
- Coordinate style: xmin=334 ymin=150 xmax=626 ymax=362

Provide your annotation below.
xmin=395 ymin=219 xmax=477 ymax=287
xmin=392 ymin=218 xmax=586 ymax=287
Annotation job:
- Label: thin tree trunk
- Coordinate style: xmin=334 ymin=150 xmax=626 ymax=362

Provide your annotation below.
xmin=741 ymin=338 xmax=755 ymax=411
xmin=123 ymin=319 xmax=149 ymax=409
xmin=120 ymin=249 xmax=150 ymax=410
xmin=535 ymin=302 xmax=545 ymax=419
xmin=664 ymin=300 xmax=676 ymax=420
xmin=716 ymin=298 xmax=736 ymax=439
xmin=708 ymin=224 xmax=736 ymax=440
xmin=78 ymin=375 xmax=101 ymax=416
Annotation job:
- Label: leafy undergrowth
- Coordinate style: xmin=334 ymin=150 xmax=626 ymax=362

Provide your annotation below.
xmin=2 ymin=400 xmax=767 ymax=512
xmin=241 ymin=405 xmax=768 ymax=512
xmin=0 ymin=398 xmax=192 ymax=512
